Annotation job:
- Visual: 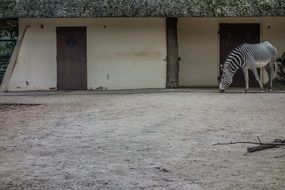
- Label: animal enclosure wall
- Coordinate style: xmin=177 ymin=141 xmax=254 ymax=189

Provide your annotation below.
xmin=262 ymin=17 xmax=285 ymax=82
xmin=6 ymin=18 xmax=166 ymax=91
xmin=5 ymin=17 xmax=285 ymax=91
xmin=178 ymin=17 xmax=285 ymax=87
xmin=178 ymin=18 xmax=218 ymax=87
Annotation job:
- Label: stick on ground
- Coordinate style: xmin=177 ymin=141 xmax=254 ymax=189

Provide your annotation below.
xmin=213 ymin=137 xmax=285 ymax=153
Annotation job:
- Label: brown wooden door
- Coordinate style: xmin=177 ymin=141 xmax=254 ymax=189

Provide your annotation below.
xmin=57 ymin=27 xmax=87 ymax=90
xmin=219 ymin=24 xmax=260 ymax=87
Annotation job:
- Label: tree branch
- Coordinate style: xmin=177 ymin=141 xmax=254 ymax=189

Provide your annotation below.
xmin=213 ymin=138 xmax=285 ymax=153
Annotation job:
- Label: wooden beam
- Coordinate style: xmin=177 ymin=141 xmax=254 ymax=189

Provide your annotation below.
xmin=166 ymin=17 xmax=179 ymax=88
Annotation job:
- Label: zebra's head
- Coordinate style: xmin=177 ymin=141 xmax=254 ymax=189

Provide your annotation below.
xmin=219 ymin=64 xmax=233 ymax=92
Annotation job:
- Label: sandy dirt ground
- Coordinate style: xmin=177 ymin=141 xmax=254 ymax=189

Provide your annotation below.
xmin=0 ymin=90 xmax=284 ymax=190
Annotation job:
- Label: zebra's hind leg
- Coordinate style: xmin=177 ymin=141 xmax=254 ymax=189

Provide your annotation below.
xmin=265 ymin=63 xmax=273 ymax=91
xmin=250 ymin=66 xmax=264 ymax=92
xmin=242 ymin=68 xmax=249 ymax=92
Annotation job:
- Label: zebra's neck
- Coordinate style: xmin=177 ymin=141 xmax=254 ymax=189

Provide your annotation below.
xmin=224 ymin=59 xmax=240 ymax=77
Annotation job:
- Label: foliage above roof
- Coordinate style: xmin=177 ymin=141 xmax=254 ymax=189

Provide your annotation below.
xmin=1 ymin=0 xmax=285 ymax=18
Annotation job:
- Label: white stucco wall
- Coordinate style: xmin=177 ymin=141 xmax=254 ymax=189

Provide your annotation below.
xmin=7 ymin=20 xmax=57 ymax=91
xmin=262 ymin=17 xmax=285 ymax=82
xmin=5 ymin=17 xmax=285 ymax=90
xmin=87 ymin=19 xmax=166 ymax=90
xmin=7 ymin=18 xmax=166 ymax=91
xmin=178 ymin=18 xmax=218 ymax=87
xmin=178 ymin=17 xmax=285 ymax=87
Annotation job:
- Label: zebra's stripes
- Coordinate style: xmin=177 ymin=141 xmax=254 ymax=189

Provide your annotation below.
xmin=219 ymin=41 xmax=277 ymax=91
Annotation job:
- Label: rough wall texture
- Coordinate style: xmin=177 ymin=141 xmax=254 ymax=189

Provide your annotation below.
xmin=0 ymin=0 xmax=285 ymax=18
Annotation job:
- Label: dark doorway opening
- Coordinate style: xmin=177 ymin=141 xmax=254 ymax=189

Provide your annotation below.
xmin=219 ymin=23 xmax=260 ymax=87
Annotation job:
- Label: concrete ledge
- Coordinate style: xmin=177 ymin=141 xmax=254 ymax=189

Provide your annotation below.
xmin=1 ymin=88 xmax=285 ymax=96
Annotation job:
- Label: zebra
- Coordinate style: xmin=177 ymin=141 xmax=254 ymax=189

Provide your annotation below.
xmin=219 ymin=41 xmax=278 ymax=93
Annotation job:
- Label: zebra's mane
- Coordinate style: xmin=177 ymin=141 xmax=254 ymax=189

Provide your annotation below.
xmin=224 ymin=43 xmax=246 ymax=63
xmin=222 ymin=44 xmax=246 ymax=77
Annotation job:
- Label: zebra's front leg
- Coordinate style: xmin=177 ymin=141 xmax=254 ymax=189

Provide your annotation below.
xmin=242 ymin=68 xmax=249 ymax=92
xmin=251 ymin=66 xmax=264 ymax=92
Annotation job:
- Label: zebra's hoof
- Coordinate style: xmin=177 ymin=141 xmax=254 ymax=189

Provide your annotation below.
xmin=219 ymin=90 xmax=225 ymax=93
xmin=260 ymin=89 xmax=264 ymax=93
xmin=269 ymin=88 xmax=273 ymax=92
xmin=243 ymin=89 xmax=248 ymax=93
